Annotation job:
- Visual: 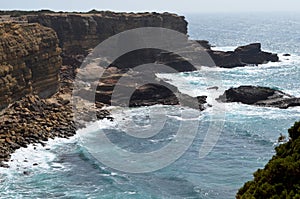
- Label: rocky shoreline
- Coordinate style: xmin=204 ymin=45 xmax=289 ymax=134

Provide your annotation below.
xmin=0 ymin=10 xmax=290 ymax=169
xmin=0 ymin=94 xmax=75 ymax=168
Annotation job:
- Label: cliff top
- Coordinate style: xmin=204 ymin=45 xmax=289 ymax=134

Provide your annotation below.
xmin=0 ymin=9 xmax=185 ymax=19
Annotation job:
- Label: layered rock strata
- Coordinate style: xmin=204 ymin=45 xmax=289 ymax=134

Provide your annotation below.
xmin=0 ymin=22 xmax=62 ymax=110
xmin=73 ymin=65 xmax=207 ymax=112
xmin=27 ymin=12 xmax=188 ymax=66
xmin=94 ymin=67 xmax=207 ymax=110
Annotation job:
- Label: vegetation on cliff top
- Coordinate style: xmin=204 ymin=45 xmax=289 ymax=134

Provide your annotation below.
xmin=237 ymin=121 xmax=300 ymax=198
xmin=0 ymin=10 xmax=56 ymax=17
xmin=0 ymin=9 xmax=165 ymax=17
xmin=0 ymin=9 xmax=106 ymax=17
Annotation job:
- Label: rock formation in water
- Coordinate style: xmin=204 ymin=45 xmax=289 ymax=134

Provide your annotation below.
xmin=0 ymin=22 xmax=62 ymax=110
xmin=93 ymin=67 xmax=207 ymax=110
xmin=206 ymin=43 xmax=279 ymax=68
xmin=217 ymin=85 xmax=300 ymax=109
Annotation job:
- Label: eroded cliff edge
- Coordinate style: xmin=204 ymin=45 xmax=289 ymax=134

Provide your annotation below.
xmin=27 ymin=12 xmax=188 ymax=65
xmin=0 ymin=22 xmax=62 ymax=110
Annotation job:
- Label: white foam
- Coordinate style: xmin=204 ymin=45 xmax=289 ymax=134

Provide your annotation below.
xmin=223 ymin=102 xmax=300 ymax=120
xmin=0 ymin=134 xmax=79 ymax=175
xmin=211 ymin=46 xmax=237 ymax=52
xmin=124 ymin=191 xmax=137 ymax=195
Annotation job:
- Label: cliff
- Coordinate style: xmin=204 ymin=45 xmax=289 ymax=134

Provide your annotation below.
xmin=237 ymin=121 xmax=300 ymax=198
xmin=26 ymin=13 xmax=278 ymax=69
xmin=0 ymin=22 xmax=62 ymax=110
xmin=27 ymin=12 xmax=188 ymax=65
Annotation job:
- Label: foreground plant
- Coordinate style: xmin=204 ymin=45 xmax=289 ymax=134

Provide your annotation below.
xmin=237 ymin=121 xmax=300 ymax=198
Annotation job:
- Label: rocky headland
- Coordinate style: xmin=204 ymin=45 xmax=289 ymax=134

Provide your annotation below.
xmin=0 ymin=10 xmax=284 ymax=168
xmin=0 ymin=11 xmax=196 ymax=167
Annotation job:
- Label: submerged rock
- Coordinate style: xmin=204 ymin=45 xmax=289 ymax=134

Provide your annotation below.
xmin=217 ymin=85 xmax=300 ymax=109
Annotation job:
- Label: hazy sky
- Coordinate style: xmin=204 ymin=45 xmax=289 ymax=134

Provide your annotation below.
xmin=2 ymin=0 xmax=300 ymax=14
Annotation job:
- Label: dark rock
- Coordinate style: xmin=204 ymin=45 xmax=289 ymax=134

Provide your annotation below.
xmin=0 ymin=163 xmax=9 ymax=168
xmin=23 ymin=171 xmax=30 ymax=175
xmin=195 ymin=40 xmax=212 ymax=50
xmin=95 ymin=67 xmax=207 ymax=111
xmin=207 ymin=86 xmax=219 ymax=90
xmin=217 ymin=86 xmax=276 ymax=104
xmin=59 ymin=99 xmax=70 ymax=105
xmin=208 ymin=43 xmax=279 ymax=68
xmin=217 ymin=85 xmax=300 ymax=109
xmin=283 ymin=53 xmax=291 ymax=56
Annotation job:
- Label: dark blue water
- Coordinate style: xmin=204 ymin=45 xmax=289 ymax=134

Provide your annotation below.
xmin=1 ymin=13 xmax=300 ymax=198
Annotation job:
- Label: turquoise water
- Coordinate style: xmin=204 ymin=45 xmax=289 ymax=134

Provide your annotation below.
xmin=1 ymin=13 xmax=300 ymax=198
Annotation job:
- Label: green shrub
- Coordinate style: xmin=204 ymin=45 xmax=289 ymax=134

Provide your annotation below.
xmin=237 ymin=121 xmax=300 ymax=198
xmin=289 ymin=121 xmax=300 ymax=140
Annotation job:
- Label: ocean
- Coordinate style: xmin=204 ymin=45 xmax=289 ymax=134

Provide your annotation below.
xmin=1 ymin=12 xmax=300 ymax=198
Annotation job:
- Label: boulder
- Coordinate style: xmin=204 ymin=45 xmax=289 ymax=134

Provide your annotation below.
xmin=234 ymin=43 xmax=279 ymax=64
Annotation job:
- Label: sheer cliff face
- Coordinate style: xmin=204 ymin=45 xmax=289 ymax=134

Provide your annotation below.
xmin=0 ymin=22 xmax=62 ymax=110
xmin=27 ymin=12 xmax=188 ymax=64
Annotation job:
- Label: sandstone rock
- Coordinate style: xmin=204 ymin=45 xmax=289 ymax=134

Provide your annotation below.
xmin=27 ymin=12 xmax=188 ymax=66
xmin=0 ymin=22 xmax=62 ymax=110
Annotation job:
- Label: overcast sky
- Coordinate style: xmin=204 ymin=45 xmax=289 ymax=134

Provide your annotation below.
xmin=2 ymin=0 xmax=300 ymax=14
